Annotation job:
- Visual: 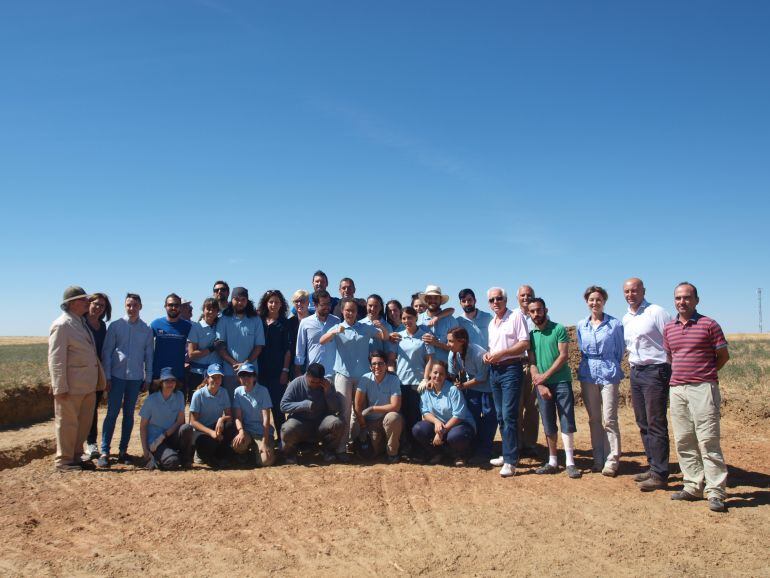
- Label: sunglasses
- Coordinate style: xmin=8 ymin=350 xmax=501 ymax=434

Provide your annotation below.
xmin=370 ymin=361 xmax=386 ymax=366
xmin=214 ymin=288 xmax=228 ymax=293
xmin=488 ymin=296 xmax=505 ymax=303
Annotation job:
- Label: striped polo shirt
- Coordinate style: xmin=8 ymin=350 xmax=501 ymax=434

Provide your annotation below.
xmin=663 ymin=312 xmax=728 ymax=385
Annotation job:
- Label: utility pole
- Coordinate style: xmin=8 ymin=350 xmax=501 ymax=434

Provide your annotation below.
xmin=759 ymin=288 xmax=763 ymax=333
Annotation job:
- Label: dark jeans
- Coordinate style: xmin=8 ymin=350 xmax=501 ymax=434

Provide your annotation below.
xmin=153 ymin=424 xmax=195 ymax=469
xmin=463 ymin=389 xmax=497 ymax=458
xmin=630 ymin=363 xmax=671 ymax=480
xmin=489 ymin=361 xmax=523 ymax=465
xmin=412 ymin=420 xmax=475 ymax=459
xmin=281 ymin=416 xmax=344 ymax=454
xmin=262 ymin=375 xmax=288 ymax=441
xmin=100 ymin=377 xmax=142 ymax=455
xmin=191 ymin=422 xmax=237 ymax=465
xmin=534 ymin=380 xmax=577 ymax=436
xmin=86 ymin=390 xmax=104 ymax=445
xmin=399 ymin=384 xmax=422 ymax=453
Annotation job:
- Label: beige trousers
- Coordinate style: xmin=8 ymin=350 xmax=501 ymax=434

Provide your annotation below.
xmin=352 ymin=412 xmax=404 ymax=457
xmin=54 ymin=392 xmax=96 ymax=467
xmin=580 ymin=381 xmax=621 ymax=470
xmin=334 ymin=373 xmax=358 ymax=454
xmin=669 ymin=382 xmax=727 ymax=499
xmin=518 ymin=365 xmax=539 ymax=449
xmin=231 ymin=431 xmax=275 ymax=467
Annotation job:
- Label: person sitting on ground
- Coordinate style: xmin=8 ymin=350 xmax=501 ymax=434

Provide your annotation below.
xmin=353 ymin=350 xmax=404 ymax=463
xmin=528 ymin=298 xmax=582 ymax=479
xmin=412 ymin=361 xmax=476 ymax=466
xmin=189 ymin=363 xmax=235 ymax=468
xmin=231 ymin=363 xmax=276 ymax=467
xmin=139 ymin=367 xmax=193 ymax=469
xmin=280 ymin=363 xmax=345 ymax=464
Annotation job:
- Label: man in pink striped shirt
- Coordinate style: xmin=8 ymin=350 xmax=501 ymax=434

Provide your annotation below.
xmin=484 ymin=287 xmax=530 ymax=478
xmin=663 ymin=282 xmax=730 ymax=513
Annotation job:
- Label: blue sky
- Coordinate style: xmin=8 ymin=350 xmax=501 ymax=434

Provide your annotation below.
xmin=0 ymin=1 xmax=768 ymax=335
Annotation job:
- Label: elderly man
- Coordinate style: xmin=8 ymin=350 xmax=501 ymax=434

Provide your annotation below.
xmin=484 ymin=287 xmax=530 ymax=477
xmin=622 ymin=277 xmax=672 ymax=492
xmin=48 ymin=286 xmax=106 ymax=471
xmin=417 ymin=285 xmax=458 ymax=365
xmin=664 ymin=282 xmax=730 ymax=513
xmin=516 ymin=284 xmax=539 ymax=457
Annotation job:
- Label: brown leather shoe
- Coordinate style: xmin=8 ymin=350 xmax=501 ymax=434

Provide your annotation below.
xmin=638 ymin=473 xmax=666 ymax=492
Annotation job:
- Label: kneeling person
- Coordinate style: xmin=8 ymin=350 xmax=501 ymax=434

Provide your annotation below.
xmin=354 ymin=350 xmax=404 ymax=463
xmin=528 ymin=298 xmax=581 ymax=479
xmin=231 ymin=363 xmax=276 ymax=467
xmin=189 ymin=363 xmax=235 ymax=468
xmin=139 ymin=367 xmax=193 ymax=469
xmin=280 ymin=363 xmax=345 ymax=463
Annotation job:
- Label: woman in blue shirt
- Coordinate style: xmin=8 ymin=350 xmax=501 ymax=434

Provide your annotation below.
xmin=189 ymin=363 xmax=235 ymax=468
xmin=187 ymin=298 xmax=222 ymax=403
xmin=362 ymin=294 xmax=397 ymax=371
xmin=577 ymin=286 xmax=625 ymax=477
xmin=447 ymin=327 xmax=496 ymax=464
xmin=412 ymin=361 xmax=476 ymax=466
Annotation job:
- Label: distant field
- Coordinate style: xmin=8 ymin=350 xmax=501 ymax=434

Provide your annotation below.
xmin=0 ymin=337 xmax=47 ymax=345
xmin=0 ymin=343 xmax=48 ymax=391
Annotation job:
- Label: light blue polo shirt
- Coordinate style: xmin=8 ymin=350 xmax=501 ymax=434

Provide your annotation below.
xmin=395 ymin=328 xmax=434 ymax=387
xmin=215 ymin=314 xmax=266 ymax=376
xmin=295 ymin=313 xmax=340 ymax=377
xmin=233 ymin=384 xmax=273 ymax=437
xmin=418 ymin=312 xmax=459 ymax=364
xmin=190 ymin=385 xmax=231 ymax=428
xmin=356 ymin=371 xmax=402 ymax=421
xmin=457 ymin=310 xmax=493 ymax=350
xmin=139 ymin=390 xmax=185 ymax=442
xmin=448 ymin=343 xmax=491 ymax=393
xmin=419 ymin=383 xmax=476 ymax=431
xmin=332 ymin=322 xmax=381 ymax=379
xmin=360 ymin=317 xmax=396 ymax=356
xmin=187 ymin=320 xmax=222 ymax=373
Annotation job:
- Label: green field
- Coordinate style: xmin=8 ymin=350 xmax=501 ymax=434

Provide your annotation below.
xmin=0 ymin=343 xmax=49 ymax=391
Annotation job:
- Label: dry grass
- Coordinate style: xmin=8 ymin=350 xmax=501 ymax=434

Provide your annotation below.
xmin=0 ymin=337 xmax=47 ymax=345
xmin=0 ymin=343 xmax=49 ymax=391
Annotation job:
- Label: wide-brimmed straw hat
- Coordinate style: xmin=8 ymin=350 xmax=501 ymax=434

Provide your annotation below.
xmin=418 ymin=285 xmax=450 ymax=305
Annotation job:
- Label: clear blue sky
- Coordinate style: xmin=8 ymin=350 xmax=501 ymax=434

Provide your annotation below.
xmin=1 ymin=1 xmax=768 ymax=335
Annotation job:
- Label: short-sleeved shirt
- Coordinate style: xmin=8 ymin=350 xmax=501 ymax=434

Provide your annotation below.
xmin=576 ymin=314 xmax=625 ymax=385
xmin=360 ymin=317 xmax=396 ymax=356
xmin=418 ymin=311 xmax=458 ymax=364
xmin=215 ymin=314 xmax=266 ymax=376
xmin=448 ymin=343 xmax=490 ymax=393
xmin=487 ymin=309 xmax=529 ymax=362
xmin=356 ymin=371 xmax=402 ymax=421
xmin=332 ymin=322 xmax=382 ymax=378
xmin=294 ymin=314 xmax=340 ymax=377
xmin=187 ymin=320 xmax=221 ymax=374
xmin=190 ymin=385 xmax=232 ymax=428
xmin=622 ymin=300 xmax=672 ymax=366
xmin=233 ymin=384 xmax=273 ymax=437
xmin=395 ymin=328 xmax=434 ymax=386
xmin=139 ymin=390 xmax=185 ymax=442
xmin=457 ymin=310 xmax=493 ymax=350
xmin=530 ymin=321 xmax=572 ymax=384
xmin=419 ymin=383 xmax=476 ymax=431
xmin=150 ymin=317 xmax=192 ymax=380
xmin=663 ymin=312 xmax=728 ymax=385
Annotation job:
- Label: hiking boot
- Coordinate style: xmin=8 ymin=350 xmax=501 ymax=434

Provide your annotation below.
xmin=535 ymin=463 xmax=559 ymax=475
xmin=638 ymin=473 xmax=666 ymax=492
xmin=633 ymin=470 xmax=651 ymax=483
xmin=671 ymin=490 xmax=701 ymax=502
xmin=708 ymin=497 xmax=727 ymax=513
xmin=566 ymin=465 xmax=582 ymax=479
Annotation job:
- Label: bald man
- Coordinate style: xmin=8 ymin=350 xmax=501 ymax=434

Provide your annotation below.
xmin=622 ymin=278 xmax=672 ymax=492
xmin=517 ymin=285 xmax=539 ymax=456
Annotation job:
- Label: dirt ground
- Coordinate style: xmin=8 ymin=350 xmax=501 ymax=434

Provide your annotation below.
xmin=0 ymin=407 xmax=768 ymax=577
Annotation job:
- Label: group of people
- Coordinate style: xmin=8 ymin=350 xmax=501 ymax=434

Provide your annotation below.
xmin=48 ymin=271 xmax=731 ymax=513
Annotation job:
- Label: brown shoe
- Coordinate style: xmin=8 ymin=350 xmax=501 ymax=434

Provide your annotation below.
xmin=638 ymin=473 xmax=665 ymax=492
xmin=633 ymin=470 xmax=651 ymax=483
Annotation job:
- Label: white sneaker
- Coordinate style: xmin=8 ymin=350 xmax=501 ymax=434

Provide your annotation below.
xmin=499 ymin=463 xmax=515 ymax=478
xmin=86 ymin=443 xmax=99 ymax=459
xmin=489 ymin=456 xmax=504 ymax=467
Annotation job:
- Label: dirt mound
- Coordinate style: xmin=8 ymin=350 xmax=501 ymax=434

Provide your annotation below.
xmin=0 ymin=384 xmax=53 ymax=427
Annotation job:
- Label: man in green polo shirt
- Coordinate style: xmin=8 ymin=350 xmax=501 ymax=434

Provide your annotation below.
xmin=527 ymin=298 xmax=581 ymax=479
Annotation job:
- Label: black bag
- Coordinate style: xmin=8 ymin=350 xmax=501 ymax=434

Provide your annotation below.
xmin=354 ymin=429 xmax=376 ymax=460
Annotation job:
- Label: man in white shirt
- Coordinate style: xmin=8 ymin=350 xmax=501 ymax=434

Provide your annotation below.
xmin=622 ymin=278 xmax=672 ymax=492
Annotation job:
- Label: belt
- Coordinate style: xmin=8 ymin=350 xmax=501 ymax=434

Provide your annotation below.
xmin=630 ymin=362 xmax=669 ymax=370
xmin=490 ymin=357 xmax=525 ymax=369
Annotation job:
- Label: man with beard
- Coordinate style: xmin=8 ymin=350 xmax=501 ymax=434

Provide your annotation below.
xmin=212 ymin=281 xmax=230 ymax=314
xmin=456 ymin=288 xmax=492 ymax=349
xmin=517 ymin=284 xmax=539 ymax=458
xmin=150 ymin=293 xmax=192 ymax=391
xmin=332 ymin=277 xmax=366 ymax=321
xmin=417 ymin=285 xmax=458 ymax=365
xmin=295 ymin=290 xmax=341 ymax=379
xmin=216 ymin=287 xmax=265 ymax=404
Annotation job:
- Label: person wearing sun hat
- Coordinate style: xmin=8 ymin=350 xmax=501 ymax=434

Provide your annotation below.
xmin=189 ymin=362 xmax=235 ymax=468
xmin=231 ymin=362 xmax=276 ymax=467
xmin=48 ymin=286 xmax=107 ymax=471
xmin=139 ymin=367 xmax=192 ymax=470
xmin=417 ymin=285 xmax=459 ymax=365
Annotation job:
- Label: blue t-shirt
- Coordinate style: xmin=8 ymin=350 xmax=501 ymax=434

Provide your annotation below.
xmin=418 ymin=312 xmax=458 ymax=364
xmin=233 ymin=384 xmax=273 ymax=437
xmin=448 ymin=343 xmax=491 ymax=393
xmin=139 ymin=390 xmax=185 ymax=442
xmin=356 ymin=372 xmax=402 ymax=421
xmin=187 ymin=320 xmax=222 ymax=373
xmin=457 ymin=310 xmax=493 ymax=350
xmin=395 ymin=328 xmax=434 ymax=386
xmin=150 ymin=317 xmax=192 ymax=380
xmin=215 ymin=314 xmax=266 ymax=376
xmin=332 ymin=322 xmax=381 ymax=379
xmin=190 ymin=385 xmax=231 ymax=428
xmin=419 ymin=382 xmax=476 ymax=431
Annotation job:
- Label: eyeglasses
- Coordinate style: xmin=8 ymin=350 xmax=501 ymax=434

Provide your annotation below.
xmin=293 ymin=299 xmax=305 ymax=305
xmin=370 ymin=361 xmax=385 ymax=366
xmin=488 ymin=296 xmax=505 ymax=303
xmin=214 ymin=288 xmax=228 ymax=293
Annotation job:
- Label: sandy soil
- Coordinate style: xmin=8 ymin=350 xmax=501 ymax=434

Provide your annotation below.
xmin=0 ymin=407 xmax=768 ymax=577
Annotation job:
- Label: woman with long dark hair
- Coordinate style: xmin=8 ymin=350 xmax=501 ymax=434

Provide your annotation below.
xmin=257 ymin=289 xmax=292 ymax=439
xmin=85 ymin=292 xmax=111 ymax=459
